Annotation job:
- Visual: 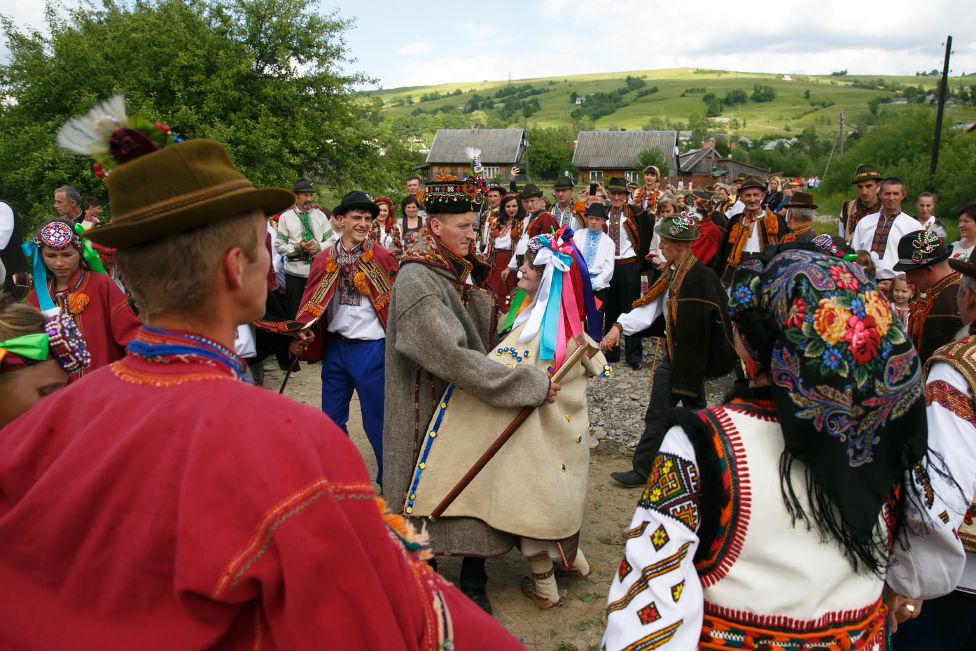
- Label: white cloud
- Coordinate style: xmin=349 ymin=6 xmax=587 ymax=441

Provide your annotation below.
xmin=392 ymin=52 xmax=602 ymax=88
xmin=398 ymin=41 xmax=434 ymax=55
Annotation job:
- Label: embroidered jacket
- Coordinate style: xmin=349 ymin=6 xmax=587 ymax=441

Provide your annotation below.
xmin=602 ymin=397 xmax=894 ymax=651
xmin=627 ymin=255 xmax=737 ymax=396
xmin=294 ymin=239 xmax=398 ymax=361
xmin=841 ymin=197 xmax=880 ymax=243
xmin=908 ymin=272 xmax=962 ymax=364
xmin=714 ymin=209 xmax=787 ymax=284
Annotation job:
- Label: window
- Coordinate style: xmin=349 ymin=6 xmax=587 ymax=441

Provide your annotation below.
xmin=625 ymin=171 xmax=637 ymax=184
xmin=589 ymin=170 xmax=604 ymax=181
xmin=481 ymin=166 xmax=500 ymax=179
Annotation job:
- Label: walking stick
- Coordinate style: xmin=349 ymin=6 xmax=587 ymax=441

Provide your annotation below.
xmin=649 ymin=336 xmax=662 ymax=385
xmin=429 ymin=341 xmax=596 ymax=520
xmin=278 ymin=353 xmax=300 ymax=394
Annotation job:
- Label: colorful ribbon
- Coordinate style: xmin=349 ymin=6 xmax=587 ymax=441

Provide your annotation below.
xmin=21 ymin=241 xmax=56 ymax=315
xmin=74 ymin=223 xmax=107 ymax=275
xmin=0 ymin=333 xmax=50 ymax=361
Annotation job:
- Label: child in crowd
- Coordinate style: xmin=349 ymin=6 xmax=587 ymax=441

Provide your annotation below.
xmin=890 ymin=274 xmax=915 ymax=328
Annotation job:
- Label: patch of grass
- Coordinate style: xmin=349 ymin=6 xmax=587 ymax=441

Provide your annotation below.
xmin=577 ymin=591 xmax=602 ymax=603
xmin=573 ymin=620 xmax=592 ymax=632
xmin=557 ymin=643 xmax=578 ymax=651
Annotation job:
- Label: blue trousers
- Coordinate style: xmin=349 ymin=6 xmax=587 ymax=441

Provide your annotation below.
xmin=321 ymin=337 xmax=386 ymax=486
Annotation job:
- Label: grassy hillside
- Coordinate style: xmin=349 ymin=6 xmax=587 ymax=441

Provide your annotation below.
xmin=365 ymin=67 xmax=976 ymax=139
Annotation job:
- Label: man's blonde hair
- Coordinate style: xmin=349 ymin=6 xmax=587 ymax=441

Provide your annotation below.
xmin=116 ymin=210 xmax=263 ymax=320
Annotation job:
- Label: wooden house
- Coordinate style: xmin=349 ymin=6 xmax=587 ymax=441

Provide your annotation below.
xmin=423 ymin=129 xmax=527 ymax=179
xmin=571 ymin=130 xmax=678 ymax=185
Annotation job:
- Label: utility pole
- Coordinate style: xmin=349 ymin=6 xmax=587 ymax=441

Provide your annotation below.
xmin=929 ymin=35 xmax=952 ymax=191
xmin=838 ymin=111 xmax=844 ymax=156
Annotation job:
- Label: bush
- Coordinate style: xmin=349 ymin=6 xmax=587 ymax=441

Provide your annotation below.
xmin=634 ymin=147 xmax=670 ymax=178
xmin=751 ymin=84 xmax=777 ymax=102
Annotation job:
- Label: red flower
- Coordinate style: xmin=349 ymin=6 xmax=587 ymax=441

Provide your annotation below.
xmin=92 ymin=162 xmax=105 ymax=179
xmin=829 ymin=266 xmax=859 ymax=292
xmin=785 ymin=298 xmax=807 ymax=329
xmin=843 ymin=315 xmax=881 ymax=365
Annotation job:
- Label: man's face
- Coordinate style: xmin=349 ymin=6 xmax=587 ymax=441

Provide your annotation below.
xmin=881 ymin=183 xmax=905 ymax=214
xmin=53 ymin=192 xmax=73 ymax=218
xmin=405 ymin=179 xmax=421 ymax=195
xmin=609 ymin=191 xmax=627 ymax=210
xmin=916 ymin=196 xmax=935 ymax=221
xmin=740 ymin=188 xmax=764 ymax=212
xmin=644 ymin=172 xmax=658 ymax=187
xmin=959 ymin=285 xmax=976 ymax=325
xmin=241 ymin=214 xmax=271 ymax=322
xmin=430 ymin=212 xmax=476 ymax=256
xmin=338 ymin=209 xmax=372 ymax=246
xmin=659 ymin=237 xmax=686 ymax=265
xmin=554 ymin=188 xmax=572 ymax=205
xmin=295 ymin=192 xmax=314 ymax=211
xmin=587 ymin=216 xmax=606 ymax=233
xmin=525 ymin=196 xmax=544 ymax=213
xmin=905 ymin=266 xmax=932 ymax=292
xmin=857 ymin=180 xmax=880 ymax=205
xmin=487 ymin=190 xmax=502 ymax=208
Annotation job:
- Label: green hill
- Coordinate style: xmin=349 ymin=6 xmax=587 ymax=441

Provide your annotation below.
xmin=365 ymin=67 xmax=976 ymax=139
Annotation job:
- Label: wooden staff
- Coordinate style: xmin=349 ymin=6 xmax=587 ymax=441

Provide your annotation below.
xmin=429 ymin=341 xmax=595 ymax=520
xmin=648 ymin=336 xmax=662 ymax=385
xmin=278 ymin=320 xmax=319 ymax=395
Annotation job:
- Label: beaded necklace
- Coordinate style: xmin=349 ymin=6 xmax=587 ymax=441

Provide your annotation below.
xmin=126 ymin=326 xmax=247 ymax=381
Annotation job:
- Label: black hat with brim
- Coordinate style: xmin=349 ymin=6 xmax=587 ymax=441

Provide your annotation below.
xmin=293 ymin=178 xmax=314 ymax=194
xmin=585 ymin=203 xmax=608 ymax=219
xmin=553 ymin=177 xmax=575 ymax=190
xmin=520 ymin=183 xmax=544 ymax=198
xmin=893 ymin=229 xmax=951 ymax=272
xmin=606 ymin=177 xmax=629 ymax=195
xmin=334 ymin=191 xmax=379 ymax=218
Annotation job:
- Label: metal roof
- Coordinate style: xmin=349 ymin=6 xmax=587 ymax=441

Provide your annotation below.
xmin=425 ymin=129 xmax=526 ymax=164
xmin=572 ymin=130 xmax=677 ymax=169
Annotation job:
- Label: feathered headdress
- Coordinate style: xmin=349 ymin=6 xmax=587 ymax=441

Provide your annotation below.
xmin=56 ymin=95 xmax=181 ymax=178
xmin=465 ymin=147 xmax=483 ymax=175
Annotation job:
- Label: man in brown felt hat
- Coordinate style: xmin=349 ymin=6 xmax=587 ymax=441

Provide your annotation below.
xmin=840 ymin=165 xmax=882 ymax=243
xmin=713 ymin=176 xmax=787 ymax=284
xmin=781 ymin=191 xmax=818 ymax=243
xmin=889 ymin=244 xmax=976 ymax=648
xmin=0 ymin=98 xmax=521 ymax=649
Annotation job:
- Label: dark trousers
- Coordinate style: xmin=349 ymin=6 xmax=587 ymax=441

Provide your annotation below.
xmin=593 ymin=287 xmax=609 ymax=332
xmin=460 ymin=557 xmax=487 ymax=591
xmin=321 ymin=337 xmax=386 ymax=486
xmin=604 ymin=262 xmax=642 ymax=365
xmin=284 ymin=272 xmax=308 ymax=319
xmin=632 ymin=357 xmax=706 ymax=478
xmin=894 ymin=589 xmax=976 ymax=650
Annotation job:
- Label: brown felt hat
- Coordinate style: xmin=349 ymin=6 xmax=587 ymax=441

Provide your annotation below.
xmin=87 ymin=140 xmax=294 ymax=249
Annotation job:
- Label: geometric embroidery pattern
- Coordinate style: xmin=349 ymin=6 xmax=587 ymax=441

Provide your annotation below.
xmin=621 ymin=620 xmax=682 ymax=651
xmin=607 ymin=542 xmax=692 ymax=615
xmin=638 ymin=453 xmax=701 ymax=532
xmin=625 ymin=521 xmax=650 ymax=539
xmin=618 ymin=558 xmax=633 ymax=581
xmin=671 ymin=580 xmax=684 ymax=602
xmin=926 ymin=380 xmax=976 ymax=428
xmin=637 ymin=601 xmax=661 ymax=625
xmin=650 ymin=524 xmax=670 ymax=551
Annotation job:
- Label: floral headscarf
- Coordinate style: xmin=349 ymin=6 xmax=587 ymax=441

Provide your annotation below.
xmin=728 ymin=248 xmax=927 ymax=571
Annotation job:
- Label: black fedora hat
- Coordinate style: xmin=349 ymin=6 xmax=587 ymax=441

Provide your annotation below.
xmin=292 ymin=178 xmax=315 ymax=194
xmin=893 ymin=230 xmax=951 ymax=272
xmin=585 ymin=203 xmax=608 ymax=219
xmin=520 ymin=183 xmax=544 ymax=199
xmin=334 ymin=190 xmax=379 ymax=218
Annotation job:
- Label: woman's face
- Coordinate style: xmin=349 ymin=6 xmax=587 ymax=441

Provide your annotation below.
xmin=658 ymin=203 xmax=675 ymax=218
xmin=517 ymin=258 xmax=543 ymax=295
xmin=960 ymin=213 xmax=976 ymax=240
xmin=503 ymin=199 xmax=519 ymax=218
xmin=405 ymin=202 xmax=419 ymax=219
xmin=376 ymin=203 xmax=389 ymax=223
xmin=0 ymin=361 xmax=70 ymax=428
xmin=716 ymin=188 xmax=729 ymax=202
xmin=41 ymin=247 xmax=80 ymax=283
xmin=769 ymin=178 xmax=780 ymax=191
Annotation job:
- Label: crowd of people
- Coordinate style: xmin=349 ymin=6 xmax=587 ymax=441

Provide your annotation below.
xmin=0 ymin=96 xmax=974 ymax=650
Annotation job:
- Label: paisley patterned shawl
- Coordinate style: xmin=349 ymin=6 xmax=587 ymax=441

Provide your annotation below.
xmin=728 ymin=248 xmax=927 ymax=570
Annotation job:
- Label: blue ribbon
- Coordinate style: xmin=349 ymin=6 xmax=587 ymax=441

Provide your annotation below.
xmin=559 ymin=227 xmax=603 ymax=342
xmin=21 ymin=242 xmax=55 ymax=314
xmin=539 ymin=250 xmax=571 ymax=361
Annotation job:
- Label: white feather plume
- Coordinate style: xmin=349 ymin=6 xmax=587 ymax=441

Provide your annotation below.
xmin=56 ymin=95 xmax=130 ymax=156
xmin=465 ymin=146 xmax=481 ymax=160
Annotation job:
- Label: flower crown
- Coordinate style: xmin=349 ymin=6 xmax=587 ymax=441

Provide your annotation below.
xmin=56 ymin=95 xmax=182 ymax=178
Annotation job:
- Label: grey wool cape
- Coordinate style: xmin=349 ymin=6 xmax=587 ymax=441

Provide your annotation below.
xmin=383 ymin=228 xmax=551 ymax=557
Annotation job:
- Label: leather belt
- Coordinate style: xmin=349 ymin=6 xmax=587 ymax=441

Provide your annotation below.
xmin=333 ymin=333 xmax=378 ymax=345
xmin=614 ymin=256 xmax=638 ymax=265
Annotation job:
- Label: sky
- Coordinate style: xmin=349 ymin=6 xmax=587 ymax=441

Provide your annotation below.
xmin=3 ymin=0 xmax=974 ymax=88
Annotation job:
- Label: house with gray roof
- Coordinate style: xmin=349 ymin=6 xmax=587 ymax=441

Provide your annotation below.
xmin=571 ymin=130 xmax=678 ymax=185
xmin=424 ymin=128 xmax=527 ymax=179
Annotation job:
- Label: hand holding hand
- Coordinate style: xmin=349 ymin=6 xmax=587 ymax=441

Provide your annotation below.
xmin=600 ymin=326 xmax=621 ymax=351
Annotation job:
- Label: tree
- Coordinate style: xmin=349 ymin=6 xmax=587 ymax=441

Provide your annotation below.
xmin=751 ymin=84 xmax=777 ymax=102
xmin=0 ymin=0 xmax=403 ymax=231
xmin=723 ymin=89 xmax=748 ymax=106
xmin=526 ymin=127 xmax=577 ymax=180
xmin=633 ymin=148 xmax=670 ymax=178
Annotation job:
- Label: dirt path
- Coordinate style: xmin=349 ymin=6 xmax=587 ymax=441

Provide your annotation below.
xmin=264 ymin=363 xmax=656 ymax=651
